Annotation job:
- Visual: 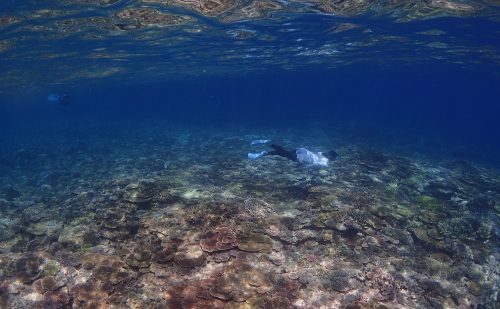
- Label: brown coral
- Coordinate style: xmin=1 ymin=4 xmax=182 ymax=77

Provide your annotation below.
xmin=14 ymin=253 xmax=43 ymax=283
xmin=200 ymin=227 xmax=239 ymax=252
xmin=96 ymin=206 xmax=139 ymax=240
xmin=165 ymin=279 xmax=226 ymax=308
xmin=124 ymin=246 xmax=153 ymax=269
xmin=174 ymin=244 xmax=207 ymax=268
xmin=237 ymin=232 xmax=273 ymax=253
xmin=208 ymin=262 xmax=272 ymax=302
xmin=154 ymin=241 xmax=178 ymax=264
xmin=33 ymin=276 xmax=59 ymax=293
xmin=72 ymin=281 xmax=108 ymax=305
xmin=81 ymin=253 xmax=133 ymax=285
xmin=34 ymin=290 xmax=72 ymax=309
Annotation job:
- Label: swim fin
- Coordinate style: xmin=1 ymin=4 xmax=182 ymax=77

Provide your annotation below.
xmin=248 ymin=151 xmax=268 ymax=160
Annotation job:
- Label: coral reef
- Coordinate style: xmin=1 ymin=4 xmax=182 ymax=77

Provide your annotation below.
xmin=0 ymin=127 xmax=498 ymax=308
xmin=200 ymin=227 xmax=239 ymax=252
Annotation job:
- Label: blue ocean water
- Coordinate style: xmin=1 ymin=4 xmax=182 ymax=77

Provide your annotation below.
xmin=0 ymin=1 xmax=500 ymax=308
xmin=2 ymin=64 xmax=499 ymax=165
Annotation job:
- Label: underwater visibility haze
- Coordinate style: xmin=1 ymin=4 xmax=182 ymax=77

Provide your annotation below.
xmin=0 ymin=0 xmax=500 ymax=308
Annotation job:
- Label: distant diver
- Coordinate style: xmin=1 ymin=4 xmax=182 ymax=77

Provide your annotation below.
xmin=48 ymin=92 xmax=71 ymax=106
xmin=248 ymin=140 xmax=338 ymax=167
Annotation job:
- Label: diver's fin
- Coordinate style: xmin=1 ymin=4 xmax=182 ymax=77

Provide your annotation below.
xmin=251 ymin=139 xmax=270 ymax=145
xmin=248 ymin=151 xmax=268 ymax=160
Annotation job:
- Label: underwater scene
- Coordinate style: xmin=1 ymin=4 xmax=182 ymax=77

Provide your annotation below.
xmin=1 ymin=0 xmax=500 ymax=308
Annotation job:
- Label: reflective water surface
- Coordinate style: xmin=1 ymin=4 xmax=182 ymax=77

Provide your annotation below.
xmin=0 ymin=0 xmax=499 ymax=91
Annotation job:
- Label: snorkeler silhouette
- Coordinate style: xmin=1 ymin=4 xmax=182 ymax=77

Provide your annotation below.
xmin=48 ymin=92 xmax=71 ymax=106
xmin=248 ymin=141 xmax=338 ymax=167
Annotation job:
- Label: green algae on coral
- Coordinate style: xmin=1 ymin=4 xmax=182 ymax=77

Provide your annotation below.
xmin=80 ymin=243 xmax=93 ymax=253
xmin=418 ymin=195 xmax=446 ymax=210
xmin=42 ymin=260 xmax=61 ymax=277
xmin=391 ymin=204 xmax=416 ymax=222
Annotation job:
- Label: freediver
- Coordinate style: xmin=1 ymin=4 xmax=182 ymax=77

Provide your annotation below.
xmin=47 ymin=92 xmax=71 ymax=107
xmin=248 ymin=141 xmax=338 ymax=167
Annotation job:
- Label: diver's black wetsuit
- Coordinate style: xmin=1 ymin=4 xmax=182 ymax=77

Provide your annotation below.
xmin=267 ymin=144 xmax=298 ymax=161
xmin=266 ymin=144 xmax=338 ymax=161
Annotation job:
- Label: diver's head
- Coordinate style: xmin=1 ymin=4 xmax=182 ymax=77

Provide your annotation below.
xmin=48 ymin=92 xmax=71 ymax=106
xmin=325 ymin=150 xmax=338 ymax=161
xmin=58 ymin=93 xmax=70 ymax=106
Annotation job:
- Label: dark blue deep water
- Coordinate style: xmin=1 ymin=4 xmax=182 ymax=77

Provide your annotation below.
xmin=2 ymin=64 xmax=499 ymax=165
xmin=0 ymin=1 xmax=500 ymax=308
